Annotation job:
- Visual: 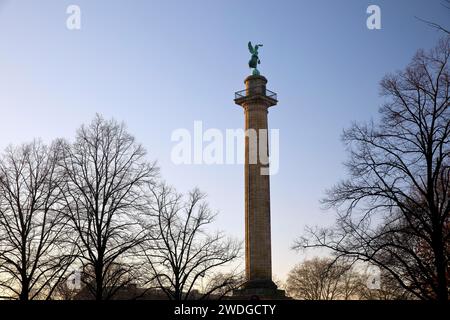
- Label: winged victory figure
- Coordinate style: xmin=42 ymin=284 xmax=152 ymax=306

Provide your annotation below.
xmin=248 ymin=41 xmax=263 ymax=75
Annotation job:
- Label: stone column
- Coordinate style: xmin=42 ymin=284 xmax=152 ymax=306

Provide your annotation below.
xmin=234 ymin=75 xmax=282 ymax=297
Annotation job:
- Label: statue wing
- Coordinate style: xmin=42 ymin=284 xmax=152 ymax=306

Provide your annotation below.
xmin=248 ymin=41 xmax=254 ymax=53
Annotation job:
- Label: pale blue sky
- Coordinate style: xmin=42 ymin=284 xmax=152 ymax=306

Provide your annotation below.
xmin=0 ymin=0 xmax=447 ymax=281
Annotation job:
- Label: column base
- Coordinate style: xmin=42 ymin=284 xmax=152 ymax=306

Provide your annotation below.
xmin=231 ymin=280 xmax=289 ymax=300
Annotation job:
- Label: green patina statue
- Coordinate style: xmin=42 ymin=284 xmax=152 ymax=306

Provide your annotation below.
xmin=248 ymin=41 xmax=263 ymax=76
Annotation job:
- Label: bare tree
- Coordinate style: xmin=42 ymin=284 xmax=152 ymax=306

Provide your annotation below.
xmin=200 ymin=271 xmax=244 ymax=300
xmin=60 ymin=115 xmax=157 ymax=300
xmin=416 ymin=0 xmax=450 ymax=35
xmin=0 ymin=141 xmax=74 ymax=300
xmin=140 ymin=184 xmax=241 ymax=300
xmin=295 ymin=38 xmax=450 ymax=301
xmin=285 ymin=258 xmax=363 ymax=300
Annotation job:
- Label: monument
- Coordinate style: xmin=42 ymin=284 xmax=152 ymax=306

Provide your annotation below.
xmin=232 ymin=42 xmax=285 ymax=299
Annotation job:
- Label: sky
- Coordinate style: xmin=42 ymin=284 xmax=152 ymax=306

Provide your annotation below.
xmin=0 ymin=0 xmax=448 ymax=282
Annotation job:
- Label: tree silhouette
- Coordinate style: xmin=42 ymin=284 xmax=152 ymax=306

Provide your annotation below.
xmin=296 ymin=38 xmax=450 ymax=301
xmin=139 ymin=184 xmax=241 ymax=300
xmin=285 ymin=258 xmax=364 ymax=300
xmin=60 ymin=115 xmax=158 ymax=300
xmin=0 ymin=141 xmax=75 ymax=300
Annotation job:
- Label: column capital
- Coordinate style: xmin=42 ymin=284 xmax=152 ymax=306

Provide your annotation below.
xmin=234 ymin=75 xmax=277 ymax=108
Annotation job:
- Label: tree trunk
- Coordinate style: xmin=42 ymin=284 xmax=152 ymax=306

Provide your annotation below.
xmin=95 ymin=262 xmax=104 ymax=301
xmin=19 ymin=277 xmax=29 ymax=301
xmin=433 ymin=230 xmax=448 ymax=301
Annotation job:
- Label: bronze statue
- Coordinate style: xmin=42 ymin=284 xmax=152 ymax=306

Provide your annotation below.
xmin=248 ymin=41 xmax=263 ymax=75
